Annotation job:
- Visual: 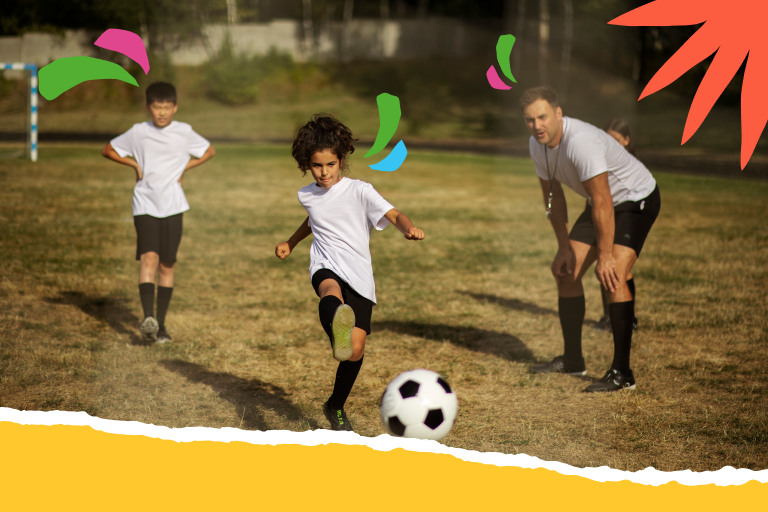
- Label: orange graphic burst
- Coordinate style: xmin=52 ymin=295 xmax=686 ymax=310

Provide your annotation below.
xmin=610 ymin=0 xmax=768 ymax=169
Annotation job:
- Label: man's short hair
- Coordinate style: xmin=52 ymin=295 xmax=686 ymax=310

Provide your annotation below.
xmin=146 ymin=82 xmax=177 ymax=105
xmin=519 ymin=86 xmax=559 ymax=111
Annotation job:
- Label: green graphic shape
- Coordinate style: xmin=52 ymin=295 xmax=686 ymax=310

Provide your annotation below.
xmin=39 ymin=56 xmax=138 ymax=100
xmin=496 ymin=34 xmax=517 ymax=83
xmin=364 ymin=93 xmax=401 ymax=158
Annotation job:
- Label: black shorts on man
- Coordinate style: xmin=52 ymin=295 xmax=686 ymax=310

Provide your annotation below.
xmin=312 ymin=268 xmax=374 ymax=335
xmin=569 ymin=185 xmax=660 ymax=257
xmin=134 ymin=213 xmax=183 ymax=261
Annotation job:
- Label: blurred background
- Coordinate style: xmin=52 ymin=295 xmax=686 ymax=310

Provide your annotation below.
xmin=1 ymin=0 xmax=765 ymax=176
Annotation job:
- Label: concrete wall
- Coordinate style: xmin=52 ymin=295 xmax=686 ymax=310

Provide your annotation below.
xmin=0 ymin=18 xmax=497 ymax=68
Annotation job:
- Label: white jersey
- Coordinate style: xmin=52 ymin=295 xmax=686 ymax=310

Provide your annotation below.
xmin=111 ymin=121 xmax=211 ymax=218
xmin=298 ymin=177 xmax=395 ymax=304
xmin=529 ymin=117 xmax=656 ymax=205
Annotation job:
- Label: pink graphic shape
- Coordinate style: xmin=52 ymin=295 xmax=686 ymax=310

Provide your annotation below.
xmin=94 ymin=29 xmax=150 ymax=75
xmin=486 ymin=66 xmax=512 ymax=90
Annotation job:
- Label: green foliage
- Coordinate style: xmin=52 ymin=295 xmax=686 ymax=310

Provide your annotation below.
xmin=203 ymin=33 xmax=305 ymax=106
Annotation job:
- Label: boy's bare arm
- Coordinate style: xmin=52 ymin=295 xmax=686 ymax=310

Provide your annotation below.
xmin=179 ymin=145 xmax=216 ymax=182
xmin=275 ymin=217 xmax=312 ymax=259
xmin=383 ymin=209 xmax=425 ymax=240
xmin=101 ymin=143 xmax=142 ymax=181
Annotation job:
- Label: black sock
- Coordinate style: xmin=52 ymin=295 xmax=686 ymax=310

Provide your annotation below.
xmin=318 ymin=295 xmax=342 ymax=347
xmin=627 ymin=278 xmax=636 ymax=301
xmin=139 ymin=283 xmax=155 ymax=319
xmin=609 ymin=301 xmax=634 ymax=373
xmin=156 ymin=286 xmax=173 ymax=329
xmin=329 ymin=356 xmax=364 ymax=410
xmin=559 ymin=296 xmax=585 ymax=364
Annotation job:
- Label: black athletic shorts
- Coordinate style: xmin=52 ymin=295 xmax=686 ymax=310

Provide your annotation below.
xmin=134 ymin=213 xmax=183 ymax=262
xmin=569 ymin=185 xmax=660 ymax=257
xmin=312 ymin=269 xmax=374 ymax=335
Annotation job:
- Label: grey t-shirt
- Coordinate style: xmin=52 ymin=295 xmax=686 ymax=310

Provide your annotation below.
xmin=529 ymin=117 xmax=656 ymax=205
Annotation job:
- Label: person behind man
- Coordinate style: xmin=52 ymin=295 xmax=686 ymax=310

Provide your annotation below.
xmin=521 ymin=86 xmax=660 ymax=392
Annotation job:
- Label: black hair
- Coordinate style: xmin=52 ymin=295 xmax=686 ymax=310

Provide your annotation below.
xmin=519 ymin=85 xmax=559 ymax=110
xmin=291 ymin=114 xmax=357 ymax=176
xmin=606 ymin=118 xmax=637 ymax=157
xmin=145 ymin=82 xmax=177 ymax=105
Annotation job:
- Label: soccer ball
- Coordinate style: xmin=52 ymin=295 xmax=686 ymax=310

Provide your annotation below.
xmin=379 ymin=369 xmax=458 ymax=441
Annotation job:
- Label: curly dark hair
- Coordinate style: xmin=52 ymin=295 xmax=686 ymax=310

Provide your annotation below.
xmin=291 ymin=114 xmax=357 ymax=176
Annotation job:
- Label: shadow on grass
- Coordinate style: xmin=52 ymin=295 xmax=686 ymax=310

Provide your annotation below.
xmin=159 ymin=359 xmax=321 ymax=431
xmin=458 ymin=291 xmax=557 ymax=317
xmin=44 ymin=291 xmax=145 ymax=345
xmin=373 ymin=321 xmax=534 ymax=362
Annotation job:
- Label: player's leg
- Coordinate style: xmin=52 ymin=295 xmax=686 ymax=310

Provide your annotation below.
xmin=135 ymin=214 xmax=161 ymax=342
xmin=154 ymin=213 xmax=183 ymax=344
xmin=532 ymin=239 xmax=597 ymax=375
xmin=156 ymin=260 xmax=175 ymax=343
xmin=626 ymin=270 xmax=637 ymax=330
xmin=314 ymin=273 xmax=354 ymax=361
xmin=584 ymin=245 xmax=638 ymax=392
xmin=585 ymin=186 xmax=660 ymax=392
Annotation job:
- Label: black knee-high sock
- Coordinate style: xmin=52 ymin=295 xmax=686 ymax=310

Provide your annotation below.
xmin=139 ymin=283 xmax=155 ymax=319
xmin=329 ymin=356 xmax=364 ymax=410
xmin=559 ymin=296 xmax=585 ymax=363
xmin=156 ymin=286 xmax=173 ymax=329
xmin=318 ymin=295 xmax=342 ymax=347
xmin=609 ymin=301 xmax=634 ymax=373
xmin=627 ymin=278 xmax=636 ymax=301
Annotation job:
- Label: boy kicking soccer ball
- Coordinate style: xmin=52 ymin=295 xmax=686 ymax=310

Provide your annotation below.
xmin=102 ymin=82 xmax=215 ymax=344
xmin=275 ymin=114 xmax=424 ymax=431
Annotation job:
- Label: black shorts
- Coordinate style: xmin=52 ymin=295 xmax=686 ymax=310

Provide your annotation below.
xmin=134 ymin=213 xmax=183 ymax=262
xmin=312 ymin=269 xmax=374 ymax=335
xmin=569 ymin=185 xmax=660 ymax=257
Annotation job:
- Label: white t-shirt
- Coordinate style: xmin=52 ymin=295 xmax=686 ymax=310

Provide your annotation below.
xmin=111 ymin=121 xmax=210 ymax=218
xmin=529 ymin=117 xmax=656 ymax=205
xmin=298 ymin=177 xmax=395 ymax=304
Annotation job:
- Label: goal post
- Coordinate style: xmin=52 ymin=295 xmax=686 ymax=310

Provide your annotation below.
xmin=0 ymin=63 xmax=38 ymax=162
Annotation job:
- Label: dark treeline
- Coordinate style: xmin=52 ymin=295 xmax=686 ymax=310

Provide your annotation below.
xmin=1 ymin=1 xmax=735 ymax=103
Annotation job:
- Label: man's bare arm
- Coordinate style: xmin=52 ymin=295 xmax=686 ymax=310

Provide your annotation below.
xmin=101 ymin=143 xmax=142 ymax=181
xmin=582 ymin=172 xmax=619 ymax=292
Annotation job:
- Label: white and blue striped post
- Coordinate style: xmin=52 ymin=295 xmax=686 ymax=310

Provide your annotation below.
xmin=1 ymin=63 xmax=38 ymax=162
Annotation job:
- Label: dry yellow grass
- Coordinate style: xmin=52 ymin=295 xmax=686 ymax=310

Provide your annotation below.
xmin=1 ymin=143 xmax=766 ymax=472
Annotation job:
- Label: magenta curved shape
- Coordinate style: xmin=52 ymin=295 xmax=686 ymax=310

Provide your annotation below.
xmin=486 ymin=65 xmax=512 ymax=90
xmin=94 ymin=29 xmax=150 ymax=75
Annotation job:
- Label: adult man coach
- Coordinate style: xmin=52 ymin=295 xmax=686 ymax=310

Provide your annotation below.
xmin=521 ymin=86 xmax=660 ymax=392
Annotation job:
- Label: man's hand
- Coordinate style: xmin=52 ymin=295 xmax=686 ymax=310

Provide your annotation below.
xmin=551 ymin=248 xmax=574 ymax=283
xmin=134 ymin=164 xmax=143 ymax=182
xmin=275 ymin=241 xmax=291 ymax=260
xmin=595 ymin=254 xmax=621 ymax=292
xmin=404 ymin=226 xmax=424 ymax=240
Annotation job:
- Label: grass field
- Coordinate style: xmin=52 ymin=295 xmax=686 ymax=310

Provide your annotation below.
xmin=1 ymin=143 xmax=767 ymax=471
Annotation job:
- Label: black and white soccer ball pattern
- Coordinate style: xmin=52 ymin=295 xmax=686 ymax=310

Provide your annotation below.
xmin=380 ymin=369 xmax=458 ymax=441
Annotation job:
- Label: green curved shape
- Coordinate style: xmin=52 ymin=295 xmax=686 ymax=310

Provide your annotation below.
xmin=39 ymin=56 xmax=138 ymax=100
xmin=496 ymin=34 xmax=517 ymax=83
xmin=364 ymin=93 xmax=401 ymax=158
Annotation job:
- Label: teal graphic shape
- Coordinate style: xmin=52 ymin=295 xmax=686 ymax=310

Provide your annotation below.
xmin=369 ymin=140 xmax=407 ymax=172
xmin=39 ymin=56 xmax=138 ymax=100
xmin=496 ymin=34 xmax=517 ymax=83
xmin=364 ymin=93 xmax=401 ymax=158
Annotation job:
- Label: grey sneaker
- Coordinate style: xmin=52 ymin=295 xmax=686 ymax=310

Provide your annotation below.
xmin=323 ymin=400 xmax=353 ymax=431
xmin=530 ymin=355 xmax=587 ymax=376
xmin=140 ymin=316 xmax=159 ymax=343
xmin=156 ymin=326 xmax=173 ymax=345
xmin=331 ymin=304 xmax=355 ymax=362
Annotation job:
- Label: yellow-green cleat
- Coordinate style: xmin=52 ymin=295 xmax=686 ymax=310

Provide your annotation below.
xmin=323 ymin=400 xmax=353 ymax=431
xmin=331 ymin=304 xmax=355 ymax=362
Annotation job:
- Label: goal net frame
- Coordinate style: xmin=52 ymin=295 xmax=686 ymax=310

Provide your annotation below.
xmin=0 ymin=63 xmax=38 ymax=162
